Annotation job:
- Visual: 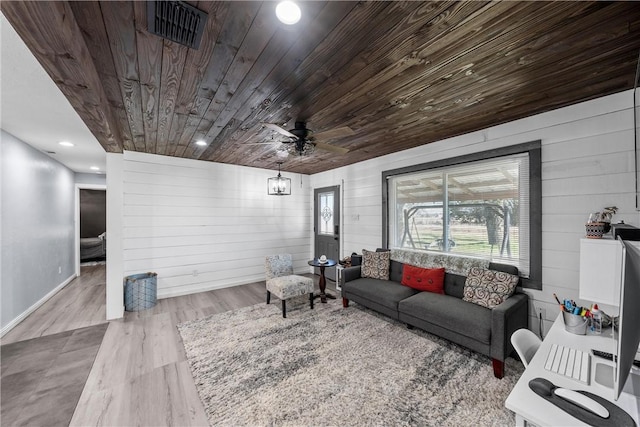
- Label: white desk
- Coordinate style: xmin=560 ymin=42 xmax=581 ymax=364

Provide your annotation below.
xmin=505 ymin=313 xmax=640 ymax=426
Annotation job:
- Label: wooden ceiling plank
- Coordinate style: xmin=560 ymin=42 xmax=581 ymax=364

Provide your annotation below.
xmin=273 ymin=3 xmax=529 ymax=157
xmin=100 ymin=1 xmax=145 ymax=152
xmin=201 ymin=2 xmax=337 ymax=163
xmin=7 ymin=1 xmax=640 ymax=175
xmin=325 ymin=2 xmax=627 ymax=137
xmin=70 ymin=1 xmax=134 ymax=151
xmin=1 ymin=0 xmax=123 ymax=152
xmin=177 ymin=2 xmax=262 ymax=159
xmin=209 ymin=1 xmax=407 ymax=166
xmin=284 ymin=1 xmax=414 ymax=119
xmin=373 ymin=25 xmax=640 ymax=140
xmin=213 ymin=1 xmax=390 ymax=162
xmin=133 ymin=1 xmax=163 ymax=154
xmin=188 ymin=2 xmax=283 ymax=157
xmin=170 ymin=2 xmax=231 ymax=157
xmin=304 ymin=1 xmax=503 ymax=127
xmin=179 ymin=2 xmax=263 ymax=154
xmin=346 ymin=61 xmax=636 ymax=161
xmin=155 ymin=39 xmax=189 ymax=155
xmin=298 ymin=1 xmax=486 ymax=124
xmin=250 ymin=1 xmax=396 ymax=125
xmin=352 ymin=1 xmax=604 ymax=129
xmin=312 ymin=1 xmax=582 ymax=130
xmin=197 ymin=1 xmax=360 ymax=164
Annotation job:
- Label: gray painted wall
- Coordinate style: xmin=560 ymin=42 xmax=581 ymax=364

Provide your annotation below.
xmin=1 ymin=130 xmax=76 ymax=329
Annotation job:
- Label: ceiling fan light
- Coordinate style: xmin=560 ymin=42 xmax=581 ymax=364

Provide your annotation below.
xmin=275 ymin=1 xmax=301 ymax=25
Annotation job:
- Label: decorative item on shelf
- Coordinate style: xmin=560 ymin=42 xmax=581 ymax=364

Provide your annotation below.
xmin=267 ymin=162 xmax=291 ymax=196
xmin=339 ymin=256 xmax=352 ymax=267
xmin=585 ymin=206 xmax=618 ymax=238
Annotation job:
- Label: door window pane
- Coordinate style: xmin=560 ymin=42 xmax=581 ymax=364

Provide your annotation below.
xmin=318 ymin=192 xmax=334 ymax=235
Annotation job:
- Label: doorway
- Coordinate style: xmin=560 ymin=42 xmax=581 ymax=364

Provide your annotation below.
xmin=313 ymin=185 xmax=340 ymax=279
xmin=75 ymin=184 xmax=107 ymax=276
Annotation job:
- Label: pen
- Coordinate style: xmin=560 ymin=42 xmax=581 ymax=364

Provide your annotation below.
xmin=553 ymin=293 xmax=562 ymax=305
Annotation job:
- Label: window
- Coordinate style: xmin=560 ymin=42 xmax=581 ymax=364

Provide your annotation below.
xmin=383 ymin=141 xmax=541 ymax=288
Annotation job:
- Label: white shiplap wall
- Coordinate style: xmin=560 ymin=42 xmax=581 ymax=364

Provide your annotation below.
xmin=121 ymin=151 xmax=311 ymax=299
xmin=310 ymin=89 xmax=640 ymax=332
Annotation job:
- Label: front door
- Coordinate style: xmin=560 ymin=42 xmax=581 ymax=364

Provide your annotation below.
xmin=314 ymin=186 xmax=340 ymax=279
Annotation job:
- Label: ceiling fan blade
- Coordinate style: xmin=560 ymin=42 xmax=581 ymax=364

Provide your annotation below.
xmin=262 ymin=123 xmax=296 ymax=138
xmin=312 ymin=126 xmax=355 ymax=140
xmin=314 ymin=142 xmax=349 ymax=154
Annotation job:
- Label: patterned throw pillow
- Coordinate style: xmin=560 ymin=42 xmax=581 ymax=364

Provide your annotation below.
xmin=361 ymin=249 xmax=390 ymax=280
xmin=463 ymin=267 xmax=519 ymax=308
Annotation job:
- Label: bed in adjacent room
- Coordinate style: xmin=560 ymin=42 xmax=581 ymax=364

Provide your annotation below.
xmin=80 ymin=232 xmax=106 ymax=261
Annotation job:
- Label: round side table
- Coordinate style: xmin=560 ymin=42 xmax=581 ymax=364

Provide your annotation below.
xmin=308 ymin=258 xmax=337 ymax=303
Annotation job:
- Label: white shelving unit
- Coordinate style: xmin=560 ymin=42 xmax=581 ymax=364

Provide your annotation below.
xmin=579 ymin=237 xmax=623 ymax=307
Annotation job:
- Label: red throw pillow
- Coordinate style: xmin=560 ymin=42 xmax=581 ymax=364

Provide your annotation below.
xmin=401 ymin=265 xmax=445 ymax=294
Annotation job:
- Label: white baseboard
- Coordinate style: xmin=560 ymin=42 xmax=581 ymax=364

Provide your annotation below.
xmin=0 ymin=273 xmax=77 ymax=338
xmin=156 ymin=269 xmax=313 ymax=300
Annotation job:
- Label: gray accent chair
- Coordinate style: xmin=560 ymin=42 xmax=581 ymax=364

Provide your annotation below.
xmin=265 ymin=254 xmax=314 ymax=318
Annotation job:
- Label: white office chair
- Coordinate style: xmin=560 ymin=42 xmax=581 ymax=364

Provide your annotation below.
xmin=511 ymin=328 xmax=542 ymax=368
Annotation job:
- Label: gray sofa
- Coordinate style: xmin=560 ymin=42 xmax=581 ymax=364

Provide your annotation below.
xmin=341 ymin=258 xmax=528 ymax=378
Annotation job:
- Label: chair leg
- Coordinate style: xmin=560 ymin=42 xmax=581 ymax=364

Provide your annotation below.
xmin=266 ymin=290 xmax=271 ymax=305
xmin=309 ymin=292 xmax=314 ymax=309
xmin=281 ymin=299 xmax=286 ymax=318
xmin=342 ymin=297 xmax=349 ymax=308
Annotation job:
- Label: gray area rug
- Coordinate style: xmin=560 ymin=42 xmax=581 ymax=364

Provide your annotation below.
xmin=177 ymin=297 xmax=523 ymax=426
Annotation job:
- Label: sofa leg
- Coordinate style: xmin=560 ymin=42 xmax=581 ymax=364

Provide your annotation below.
xmin=492 ymin=359 xmax=504 ymax=379
xmin=342 ymin=297 xmax=349 ymax=308
xmin=406 ymin=324 xmax=414 ymax=330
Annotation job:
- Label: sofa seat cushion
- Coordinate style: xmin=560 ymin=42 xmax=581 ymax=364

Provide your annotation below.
xmin=343 ymin=278 xmax=418 ymax=311
xmin=398 ymin=292 xmax=492 ymax=344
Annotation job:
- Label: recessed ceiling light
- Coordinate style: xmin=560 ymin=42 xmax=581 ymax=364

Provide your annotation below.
xmin=59 ymin=141 xmax=74 ymax=147
xmin=196 ymin=140 xmax=207 ymax=146
xmin=90 ymin=166 xmax=100 ymax=171
xmin=276 ymin=1 xmax=301 ymax=25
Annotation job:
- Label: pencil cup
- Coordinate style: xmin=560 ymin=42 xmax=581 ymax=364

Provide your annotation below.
xmin=562 ymin=311 xmax=588 ymax=335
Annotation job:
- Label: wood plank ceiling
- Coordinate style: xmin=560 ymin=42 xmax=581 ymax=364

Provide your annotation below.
xmin=2 ymin=1 xmax=640 ymax=175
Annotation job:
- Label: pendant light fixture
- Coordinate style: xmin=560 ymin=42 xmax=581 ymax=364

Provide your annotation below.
xmin=268 ymin=162 xmax=291 ymax=195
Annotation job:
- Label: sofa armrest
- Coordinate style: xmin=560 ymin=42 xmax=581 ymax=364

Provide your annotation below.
xmin=341 ymin=266 xmax=362 ymax=287
xmin=490 ymin=292 xmax=529 ymax=362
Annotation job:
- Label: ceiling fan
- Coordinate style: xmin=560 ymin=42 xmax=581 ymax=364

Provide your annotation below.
xmin=259 ymin=121 xmax=353 ymax=156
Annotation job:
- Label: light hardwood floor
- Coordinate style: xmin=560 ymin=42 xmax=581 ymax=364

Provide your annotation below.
xmin=3 ymin=265 xmax=331 ymax=426
xmin=2 ymin=264 xmax=107 ymax=345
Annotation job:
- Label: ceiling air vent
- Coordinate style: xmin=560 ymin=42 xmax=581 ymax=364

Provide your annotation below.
xmin=147 ymin=1 xmax=207 ymax=49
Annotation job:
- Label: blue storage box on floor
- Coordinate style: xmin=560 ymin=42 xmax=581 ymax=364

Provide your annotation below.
xmin=124 ymin=272 xmax=157 ymax=311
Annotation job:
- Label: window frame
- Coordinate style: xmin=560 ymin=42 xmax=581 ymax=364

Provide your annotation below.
xmin=382 ymin=140 xmax=542 ymax=289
